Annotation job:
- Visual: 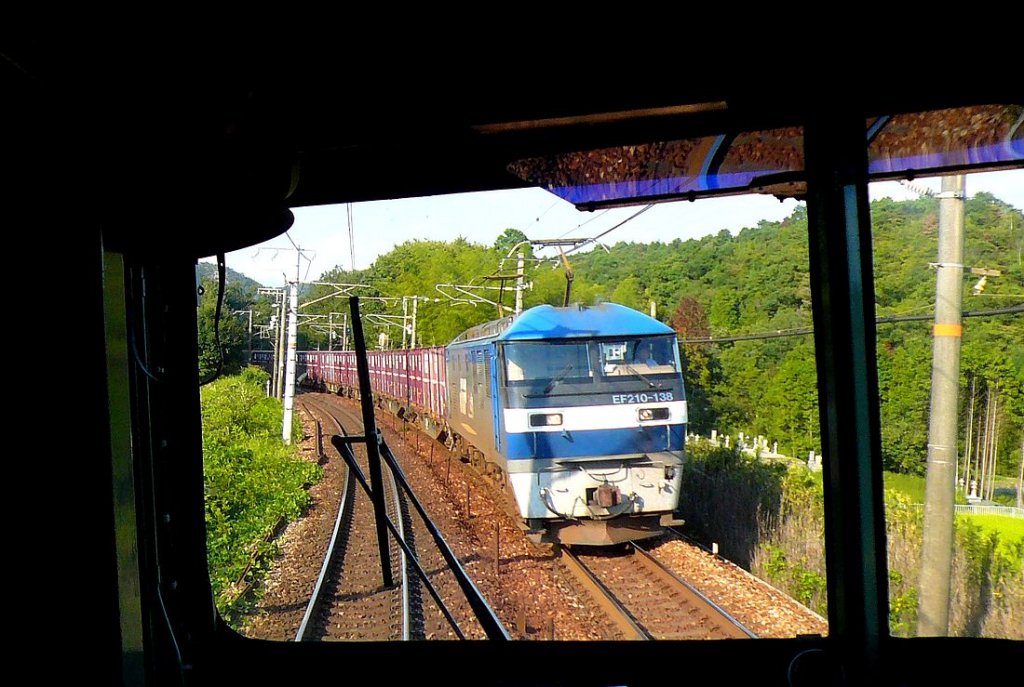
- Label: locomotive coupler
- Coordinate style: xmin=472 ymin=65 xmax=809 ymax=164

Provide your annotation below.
xmin=593 ymin=483 xmax=621 ymax=508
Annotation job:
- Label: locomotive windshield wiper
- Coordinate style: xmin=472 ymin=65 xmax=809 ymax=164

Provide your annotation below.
xmin=623 ymin=364 xmax=660 ymax=389
xmin=541 ymin=363 xmax=574 ymax=394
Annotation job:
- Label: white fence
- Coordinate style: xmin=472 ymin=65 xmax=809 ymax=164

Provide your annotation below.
xmin=953 ymin=504 xmax=1023 ymax=519
xmin=911 ymin=503 xmax=1024 ymax=519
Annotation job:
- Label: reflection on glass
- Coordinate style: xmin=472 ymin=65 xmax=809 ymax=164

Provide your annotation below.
xmin=868 ymin=105 xmax=1023 ymax=176
xmin=508 ymin=128 xmax=804 ymax=206
xmin=507 ymin=104 xmax=1022 ymax=209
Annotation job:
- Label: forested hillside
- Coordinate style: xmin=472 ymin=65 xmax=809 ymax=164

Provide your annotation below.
xmin=204 ymin=194 xmax=1024 ymax=478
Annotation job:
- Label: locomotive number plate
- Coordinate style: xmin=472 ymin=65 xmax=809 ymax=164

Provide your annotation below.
xmin=611 ymin=392 xmax=674 ymax=404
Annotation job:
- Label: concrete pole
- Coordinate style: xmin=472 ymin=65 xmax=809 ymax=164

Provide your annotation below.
xmin=245 ymin=309 xmax=252 ymax=366
xmin=275 ymin=291 xmax=287 ymax=400
xmin=410 ymin=297 xmax=418 ymax=348
xmin=401 ymin=297 xmax=409 ymax=349
xmin=282 ymin=281 xmax=298 ymax=444
xmin=515 ymin=252 xmax=525 ymax=316
xmin=269 ymin=305 xmax=280 ymax=397
xmin=918 ymin=175 xmax=966 ymax=637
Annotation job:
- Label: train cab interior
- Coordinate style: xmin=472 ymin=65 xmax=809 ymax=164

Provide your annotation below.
xmin=13 ymin=40 xmax=1020 ymax=686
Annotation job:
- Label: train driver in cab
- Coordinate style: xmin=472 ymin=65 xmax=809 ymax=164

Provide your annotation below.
xmin=633 ymin=342 xmax=658 ymax=366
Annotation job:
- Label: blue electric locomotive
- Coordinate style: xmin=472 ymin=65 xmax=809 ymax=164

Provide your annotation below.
xmin=445 ymin=303 xmax=687 ymax=545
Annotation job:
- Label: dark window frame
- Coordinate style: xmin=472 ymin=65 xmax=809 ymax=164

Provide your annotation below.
xmin=107 ymin=101 xmax=1021 ymax=687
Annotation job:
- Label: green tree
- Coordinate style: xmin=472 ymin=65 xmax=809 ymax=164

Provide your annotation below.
xmin=493 ymin=227 xmax=531 ymax=257
xmin=610 ymin=275 xmax=645 ymax=311
xmin=670 ymin=297 xmax=722 ymax=435
xmin=198 ymin=278 xmax=254 ymax=379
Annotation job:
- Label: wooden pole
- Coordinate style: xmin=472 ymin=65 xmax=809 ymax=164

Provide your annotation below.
xmin=989 ymin=393 xmax=1000 ymax=501
xmin=962 ymin=377 xmax=976 ymax=498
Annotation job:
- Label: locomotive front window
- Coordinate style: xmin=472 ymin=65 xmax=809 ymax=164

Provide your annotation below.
xmin=600 ymin=335 xmax=679 ymax=376
xmin=504 ymin=341 xmax=592 ymax=383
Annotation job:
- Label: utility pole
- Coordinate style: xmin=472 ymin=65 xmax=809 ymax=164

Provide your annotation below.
xmin=410 ymin=297 xmax=418 ymax=348
xmin=961 ymin=377 xmax=976 ymax=499
xmin=282 ymin=277 xmax=298 ymax=443
xmin=275 ymin=288 xmax=287 ymax=400
xmin=1017 ymin=436 xmax=1023 ymax=509
xmin=918 ymin=174 xmax=966 ymax=637
xmin=401 ymin=297 xmax=409 ymax=349
xmin=515 ymin=252 xmax=525 ymax=316
xmin=258 ymin=287 xmax=284 ymax=395
xmin=282 ymin=246 xmax=307 ymax=444
xmin=326 ymin=311 xmax=347 ymax=350
xmin=245 ymin=310 xmax=252 ymax=365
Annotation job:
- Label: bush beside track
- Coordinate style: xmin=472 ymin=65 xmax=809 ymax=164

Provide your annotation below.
xmin=677 ymin=442 xmax=1024 ymax=638
xmin=201 ymin=367 xmax=321 ymax=621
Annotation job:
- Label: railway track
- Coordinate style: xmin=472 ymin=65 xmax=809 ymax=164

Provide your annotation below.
xmin=244 ymin=391 xmax=820 ymax=642
xmin=295 ymin=397 xmax=408 ymax=640
xmin=300 ymin=395 xmax=502 ymax=640
xmin=331 ymin=393 xmax=790 ymax=640
xmin=559 ymin=542 xmax=756 ymax=640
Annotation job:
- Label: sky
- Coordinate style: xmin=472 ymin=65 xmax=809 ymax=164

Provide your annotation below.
xmin=210 ymin=170 xmax=1023 ymax=287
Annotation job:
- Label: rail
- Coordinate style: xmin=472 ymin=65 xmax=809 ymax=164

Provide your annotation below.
xmin=338 ymin=294 xmax=509 ymax=640
xmin=294 ymin=405 xmax=354 ymax=641
xmin=558 ymin=545 xmax=649 ymax=640
xmin=332 ymin=435 xmax=473 ymax=638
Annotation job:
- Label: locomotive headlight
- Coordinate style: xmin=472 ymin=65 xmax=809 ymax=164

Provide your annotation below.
xmin=638 ymin=407 xmax=669 ymax=421
xmin=529 ymin=413 xmax=563 ymax=427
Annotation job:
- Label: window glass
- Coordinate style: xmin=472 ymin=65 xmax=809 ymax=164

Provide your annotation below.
xmin=600 ymin=335 xmax=679 ymax=376
xmin=196 ymin=175 xmax=845 ymax=641
xmin=504 ymin=341 xmax=592 ymax=383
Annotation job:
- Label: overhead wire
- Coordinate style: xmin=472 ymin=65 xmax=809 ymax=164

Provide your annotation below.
xmin=677 ymin=304 xmax=1023 ymax=344
xmin=563 ymin=204 xmax=656 ymax=257
xmin=555 ymin=207 xmax=613 ymax=240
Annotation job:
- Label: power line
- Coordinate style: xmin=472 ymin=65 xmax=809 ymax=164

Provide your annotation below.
xmin=556 ymin=207 xmax=613 ymax=239
xmin=677 ymin=304 xmax=1023 ymax=344
xmin=531 ymin=199 xmax=561 ymax=226
xmin=563 ymin=204 xmax=656 ymax=256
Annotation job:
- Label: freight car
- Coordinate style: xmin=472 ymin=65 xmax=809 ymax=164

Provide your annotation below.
xmin=297 ymin=302 xmax=687 ymax=545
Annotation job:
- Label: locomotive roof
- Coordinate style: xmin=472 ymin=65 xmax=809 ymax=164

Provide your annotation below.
xmin=449 ymin=303 xmax=672 ymax=346
xmin=499 ymin=303 xmax=673 ymax=342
